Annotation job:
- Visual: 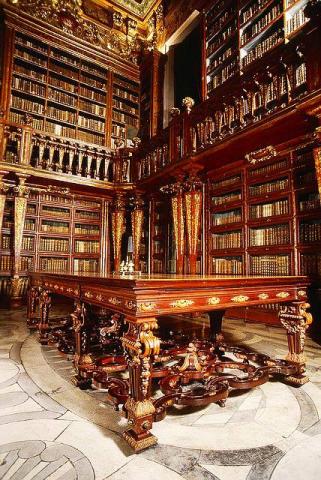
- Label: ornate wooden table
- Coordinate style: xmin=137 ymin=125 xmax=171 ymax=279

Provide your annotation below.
xmin=28 ymin=272 xmax=312 ymax=452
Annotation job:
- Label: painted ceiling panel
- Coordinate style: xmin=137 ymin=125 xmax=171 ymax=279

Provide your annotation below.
xmin=106 ymin=0 xmax=158 ymax=18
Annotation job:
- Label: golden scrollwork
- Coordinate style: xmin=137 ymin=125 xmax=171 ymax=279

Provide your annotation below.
xmin=108 ymin=296 xmax=122 ymax=306
xmin=258 ymin=293 xmax=269 ymax=300
xmin=231 ymin=295 xmax=250 ymax=303
xmin=140 ymin=322 xmax=160 ymax=357
xmin=138 ymin=302 xmax=157 ymax=312
xmin=125 ymin=300 xmax=137 ymax=310
xmin=122 ymin=430 xmax=157 ymax=452
xmin=208 ymin=296 xmax=221 ymax=305
xmin=170 ymin=299 xmax=195 ymax=308
xmin=298 ymin=290 xmax=307 ymax=297
xmin=276 ymin=291 xmax=290 ymax=299
xmin=84 ymin=291 xmax=93 ymax=299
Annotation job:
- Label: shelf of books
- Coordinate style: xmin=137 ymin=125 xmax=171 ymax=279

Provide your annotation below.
xmin=112 ymin=73 xmax=139 ymax=149
xmin=7 ymin=30 xmax=140 ymax=149
xmin=205 ymin=0 xmax=310 ymax=96
xmin=209 ymin=170 xmax=245 ymax=274
xmin=150 ymin=197 xmax=166 ymax=274
xmin=0 ymin=191 xmax=105 ymax=298
xmin=294 ymin=146 xmax=321 ymax=282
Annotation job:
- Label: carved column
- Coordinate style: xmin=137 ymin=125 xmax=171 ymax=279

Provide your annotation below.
xmin=279 ymin=301 xmax=313 ymax=385
xmin=38 ymin=289 xmax=51 ymax=345
xmin=0 ymin=171 xmax=9 ymax=240
xmin=111 ymin=194 xmax=126 ymax=272
xmin=27 ymin=285 xmax=42 ymax=328
xmin=184 ymin=184 xmax=202 ymax=274
xmin=171 ymin=190 xmax=185 ymax=274
xmin=19 ymin=116 xmax=33 ymax=165
xmin=11 ymin=175 xmax=29 ymax=306
xmin=71 ymin=301 xmax=94 ymax=388
xmin=122 ymin=318 xmax=160 ymax=452
xmin=131 ymin=195 xmax=144 ymax=272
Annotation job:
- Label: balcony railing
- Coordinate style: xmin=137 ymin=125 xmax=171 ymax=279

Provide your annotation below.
xmin=134 ymin=14 xmax=321 ymax=182
xmin=0 ymin=121 xmax=133 ymax=185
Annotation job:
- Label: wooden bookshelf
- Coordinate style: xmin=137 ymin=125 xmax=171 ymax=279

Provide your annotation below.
xmin=204 ymin=0 xmax=310 ymax=96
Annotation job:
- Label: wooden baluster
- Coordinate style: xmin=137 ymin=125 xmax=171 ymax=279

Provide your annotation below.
xmin=87 ymin=153 xmax=93 ymax=178
xmin=77 ymin=149 xmax=84 ymax=176
xmin=48 ymin=140 xmax=55 ymax=171
xmin=38 ymin=137 xmax=46 ymax=168
xmin=57 ymin=143 xmax=64 ymax=172
xmin=96 ymin=153 xmax=102 ymax=180
xmin=19 ymin=121 xmax=33 ymax=165
xmin=103 ymin=154 xmax=111 ymax=181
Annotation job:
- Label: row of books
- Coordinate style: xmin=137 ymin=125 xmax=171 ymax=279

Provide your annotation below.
xmin=47 ymin=106 xmax=76 ymax=124
xmin=0 ymin=256 xmax=12 ymax=271
xmin=250 ymin=254 xmax=290 ymax=276
xmin=242 ymin=28 xmax=284 ymax=68
xmin=9 ymin=111 xmax=44 ymax=131
xmin=15 ymin=47 xmax=46 ymax=67
xmin=112 ymin=124 xmax=126 ymax=139
xmin=75 ymin=224 xmax=100 ymax=235
xmin=79 ymin=86 xmax=106 ymax=103
xmin=212 ymin=190 xmax=242 ymax=206
xmin=78 ymin=115 xmax=105 ymax=132
xmin=1 ymin=237 xmax=11 ymax=250
xmin=285 ymin=9 xmax=307 ymax=35
xmin=78 ymin=130 xmax=105 ymax=146
xmin=249 ymin=159 xmax=288 ymax=177
xmin=299 ymin=193 xmax=320 ymax=212
xmin=75 ymin=210 xmax=100 ymax=220
xmin=212 ymin=231 xmax=242 ymax=249
xmin=300 ymin=254 xmax=321 ymax=275
xmin=74 ymin=240 xmax=100 ymax=253
xmin=206 ymin=0 xmax=226 ymax=25
xmin=207 ymin=21 xmax=237 ymax=57
xmin=207 ymin=5 xmax=236 ymax=34
xmin=112 ymin=111 xmax=138 ymax=127
xmin=22 ymin=237 xmax=35 ymax=251
xmin=80 ymin=75 xmax=106 ymax=90
xmin=39 ymin=257 xmax=68 ymax=272
xmin=46 ymin=121 xmax=76 ymax=138
xmin=42 ymin=206 xmax=70 ymax=218
xmin=49 ymin=61 xmax=78 ymax=80
xmin=153 ymin=241 xmax=164 ymax=254
xmin=49 ymin=75 xmax=77 ymax=93
xmin=40 ymin=238 xmax=69 ymax=252
xmin=16 ymin=34 xmax=47 ymax=53
xmin=240 ymin=0 xmax=275 ymax=26
xmin=48 ymin=88 xmax=76 ymax=107
xmin=74 ymin=258 xmax=99 ymax=272
xmin=11 ymin=95 xmax=44 ymax=115
xmin=113 ymin=99 xmax=138 ymax=116
xmin=250 ymin=224 xmax=290 ymax=246
xmin=12 ymin=77 xmax=46 ymax=97
xmin=212 ymin=176 xmax=241 ymax=191
xmin=41 ymin=220 xmax=69 ymax=234
xmin=79 ymin=100 xmax=106 ymax=117
xmin=14 ymin=63 xmax=46 ymax=82
xmin=212 ymin=257 xmax=243 ymax=274
xmin=209 ymin=58 xmax=238 ymax=91
xmin=113 ymin=87 xmax=138 ymax=103
xmin=207 ymin=46 xmax=235 ymax=73
xmin=249 ymin=199 xmax=289 ymax=218
xmin=299 ymin=223 xmax=321 ymax=242
xmin=152 ymin=259 xmax=164 ymax=273
xmin=296 ymin=171 xmax=315 ymax=186
xmin=41 ymin=194 xmax=70 ymax=204
xmin=212 ymin=209 xmax=242 ymax=225
xmin=51 ymin=50 xmax=78 ymax=68
xmin=24 ymin=219 xmax=36 ymax=231
xmin=249 ymin=178 xmax=289 ymax=196
xmin=241 ymin=4 xmax=283 ymax=46
xmin=295 ymin=63 xmax=307 ymax=87
xmin=21 ymin=256 xmax=34 ymax=270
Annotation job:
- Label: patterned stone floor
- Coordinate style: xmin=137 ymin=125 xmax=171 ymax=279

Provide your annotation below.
xmin=1 ymin=306 xmax=321 ymax=479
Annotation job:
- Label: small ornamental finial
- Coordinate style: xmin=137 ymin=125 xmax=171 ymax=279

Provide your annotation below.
xmin=182 ymin=97 xmax=195 ymax=114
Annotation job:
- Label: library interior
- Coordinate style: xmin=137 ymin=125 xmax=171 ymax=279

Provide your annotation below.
xmin=0 ymin=0 xmax=321 ymax=478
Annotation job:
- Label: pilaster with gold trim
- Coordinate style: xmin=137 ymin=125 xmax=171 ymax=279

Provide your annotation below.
xmin=11 ymin=175 xmax=29 ymax=305
xmin=122 ymin=317 xmax=160 ymax=452
xmin=131 ymin=195 xmax=144 ymax=272
xmin=184 ymin=182 xmax=202 ymax=274
xmin=313 ymin=141 xmax=321 ymax=199
xmin=111 ymin=194 xmax=126 ymax=273
xmin=171 ymin=189 xmax=185 ymax=274
xmin=0 ymin=171 xmax=9 ymax=239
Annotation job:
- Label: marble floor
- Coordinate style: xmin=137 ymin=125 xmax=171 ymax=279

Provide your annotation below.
xmin=1 ymin=307 xmax=321 ymax=480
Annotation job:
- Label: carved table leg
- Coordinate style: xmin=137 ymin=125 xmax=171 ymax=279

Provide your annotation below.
xmin=209 ymin=310 xmax=225 ymax=342
xmin=38 ymin=289 xmax=51 ymax=345
xmin=27 ymin=286 xmax=41 ymax=329
xmin=122 ymin=318 xmax=160 ymax=452
xmin=279 ymin=301 xmax=313 ymax=385
xmin=71 ymin=302 xmax=94 ymax=389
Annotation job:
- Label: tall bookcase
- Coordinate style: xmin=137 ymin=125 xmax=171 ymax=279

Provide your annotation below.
xmin=0 ymin=190 xmax=109 ymax=300
xmin=2 ymin=17 xmax=140 ymax=150
xmin=205 ymin=0 xmax=310 ymax=96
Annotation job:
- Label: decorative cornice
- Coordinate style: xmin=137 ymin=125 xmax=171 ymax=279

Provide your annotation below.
xmin=245 ymin=146 xmax=277 ymax=164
